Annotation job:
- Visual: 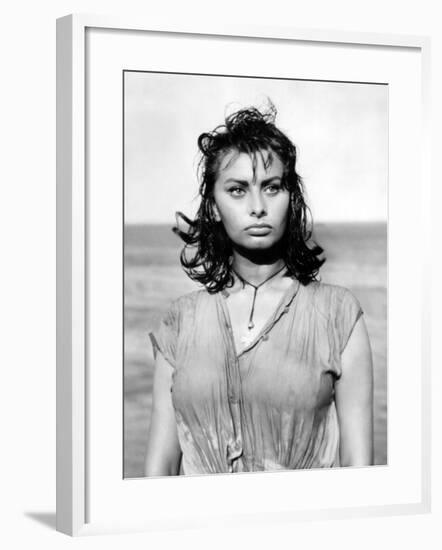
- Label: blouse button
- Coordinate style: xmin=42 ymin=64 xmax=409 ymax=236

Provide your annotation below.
xmin=262 ymin=334 xmax=269 ymax=341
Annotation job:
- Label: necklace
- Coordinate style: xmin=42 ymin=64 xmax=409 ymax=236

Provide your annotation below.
xmin=231 ymin=264 xmax=288 ymax=331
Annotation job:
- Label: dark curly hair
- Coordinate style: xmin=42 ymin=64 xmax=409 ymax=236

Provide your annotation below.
xmin=172 ymin=101 xmax=325 ymax=293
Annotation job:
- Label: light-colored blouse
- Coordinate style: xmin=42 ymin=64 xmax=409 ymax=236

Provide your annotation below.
xmin=148 ymin=278 xmax=363 ymax=475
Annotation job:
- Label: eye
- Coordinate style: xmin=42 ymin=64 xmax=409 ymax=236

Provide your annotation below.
xmin=228 ymin=186 xmax=246 ymax=197
xmin=264 ymin=184 xmax=281 ymax=195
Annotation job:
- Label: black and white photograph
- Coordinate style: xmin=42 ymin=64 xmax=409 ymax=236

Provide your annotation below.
xmin=123 ymin=71 xmax=387 ymax=478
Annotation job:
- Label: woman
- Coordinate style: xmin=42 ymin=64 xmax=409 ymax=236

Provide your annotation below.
xmin=145 ymin=103 xmax=374 ymax=476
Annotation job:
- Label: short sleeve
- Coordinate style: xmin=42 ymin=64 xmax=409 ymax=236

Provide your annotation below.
xmin=148 ymin=299 xmax=180 ymax=369
xmin=337 ymin=288 xmax=364 ymax=353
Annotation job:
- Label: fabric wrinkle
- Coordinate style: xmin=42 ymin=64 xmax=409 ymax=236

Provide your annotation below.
xmin=148 ymin=280 xmax=363 ymax=475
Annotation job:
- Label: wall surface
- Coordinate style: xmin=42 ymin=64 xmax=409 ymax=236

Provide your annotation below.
xmin=1 ymin=0 xmax=440 ymax=548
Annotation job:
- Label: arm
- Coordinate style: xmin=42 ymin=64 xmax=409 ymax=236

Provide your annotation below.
xmin=144 ymin=351 xmax=182 ymax=476
xmin=335 ymin=316 xmax=374 ymax=467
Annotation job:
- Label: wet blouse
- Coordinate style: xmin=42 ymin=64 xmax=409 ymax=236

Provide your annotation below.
xmin=148 ymin=279 xmax=363 ymax=475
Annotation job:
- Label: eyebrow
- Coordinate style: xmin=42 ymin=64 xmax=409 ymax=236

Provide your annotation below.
xmin=223 ymin=176 xmax=282 ymax=186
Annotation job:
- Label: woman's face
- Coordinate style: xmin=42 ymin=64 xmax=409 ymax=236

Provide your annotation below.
xmin=212 ymin=149 xmax=290 ymax=251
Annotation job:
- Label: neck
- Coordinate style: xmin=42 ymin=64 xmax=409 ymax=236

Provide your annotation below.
xmin=231 ymin=245 xmax=286 ymax=287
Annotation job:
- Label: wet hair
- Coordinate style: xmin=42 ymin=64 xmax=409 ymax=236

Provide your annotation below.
xmin=173 ymin=100 xmax=325 ymax=293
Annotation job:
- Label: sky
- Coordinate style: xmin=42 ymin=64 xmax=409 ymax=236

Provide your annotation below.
xmin=124 ymin=71 xmax=388 ymax=224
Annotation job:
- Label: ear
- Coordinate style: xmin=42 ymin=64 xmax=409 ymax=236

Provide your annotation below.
xmin=212 ymin=202 xmax=221 ymax=222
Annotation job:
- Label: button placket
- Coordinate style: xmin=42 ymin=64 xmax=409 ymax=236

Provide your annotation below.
xmin=217 ymin=296 xmax=245 ymax=472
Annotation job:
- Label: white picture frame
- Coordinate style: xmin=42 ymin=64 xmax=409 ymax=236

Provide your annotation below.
xmin=56 ymin=13 xmax=431 ymax=536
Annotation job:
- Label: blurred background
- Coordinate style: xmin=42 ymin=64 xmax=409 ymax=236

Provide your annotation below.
xmin=123 ymin=72 xmax=387 ymax=478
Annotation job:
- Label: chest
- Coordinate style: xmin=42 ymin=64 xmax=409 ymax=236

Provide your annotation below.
xmin=173 ymin=299 xmax=337 ymax=415
xmin=222 ymin=286 xmax=289 ymax=353
xmin=173 ymin=328 xmax=335 ymax=416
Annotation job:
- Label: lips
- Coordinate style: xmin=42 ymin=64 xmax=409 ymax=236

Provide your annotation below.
xmin=245 ymin=223 xmax=272 ymax=230
xmin=245 ymin=224 xmax=272 ymax=235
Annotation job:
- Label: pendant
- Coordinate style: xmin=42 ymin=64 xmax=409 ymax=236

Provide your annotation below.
xmin=248 ymin=321 xmax=254 ymax=330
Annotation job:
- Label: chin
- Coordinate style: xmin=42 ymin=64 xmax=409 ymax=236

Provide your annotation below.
xmin=242 ymin=237 xmax=280 ymax=250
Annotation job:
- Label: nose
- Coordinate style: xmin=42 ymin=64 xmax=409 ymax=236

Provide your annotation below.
xmin=249 ymin=189 xmax=267 ymax=217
